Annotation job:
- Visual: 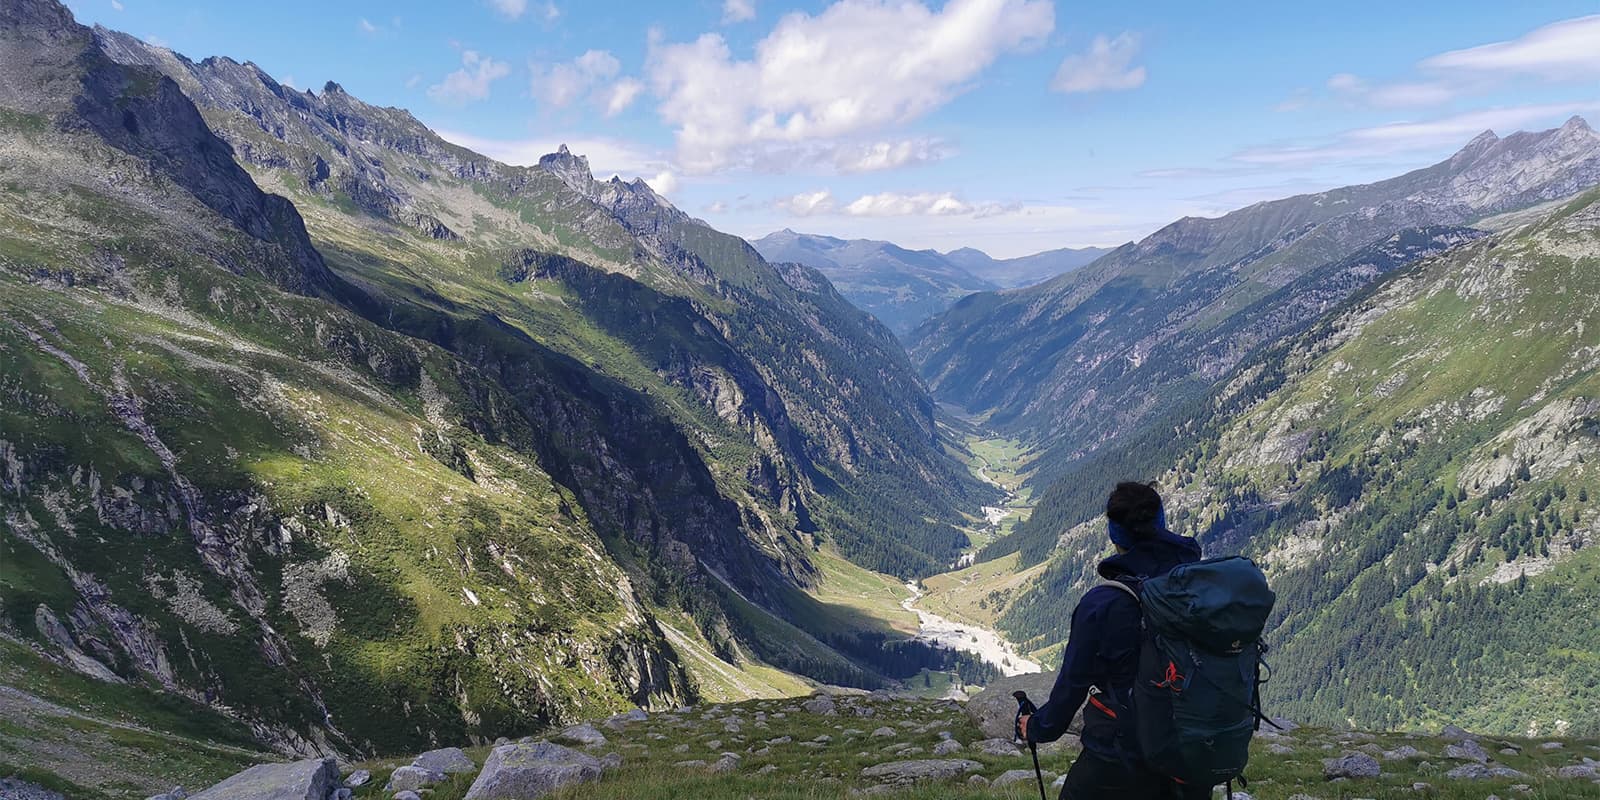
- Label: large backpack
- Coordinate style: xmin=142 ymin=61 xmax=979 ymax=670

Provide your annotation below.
xmin=1100 ymin=556 xmax=1277 ymax=790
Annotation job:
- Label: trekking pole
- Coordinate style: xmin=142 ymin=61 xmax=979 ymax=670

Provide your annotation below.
xmin=1012 ymin=690 xmax=1047 ymax=800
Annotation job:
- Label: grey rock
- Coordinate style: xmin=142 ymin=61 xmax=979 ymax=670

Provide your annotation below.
xmin=413 ymin=747 xmax=475 ymax=774
xmin=859 ymin=759 xmax=982 ymax=784
xmin=1267 ymin=742 xmax=1295 ymax=755
xmin=964 ymin=673 xmax=1069 ymax=740
xmin=932 ymin=739 xmax=964 ymax=755
xmin=343 ymin=770 xmax=370 ymax=788
xmin=1557 ymin=764 xmax=1600 ymax=779
xmin=1439 ymin=724 xmax=1474 ymax=741
xmin=554 ymin=724 xmax=608 ymax=747
xmin=966 ymin=775 xmax=990 ymax=787
xmin=671 ymin=744 xmax=690 ymax=754
xmin=870 ymin=726 xmax=896 ymax=738
xmin=709 ymin=754 xmax=740 ymax=773
xmin=463 ymin=742 xmax=604 ymax=800
xmin=993 ymin=769 xmax=1055 ymax=787
xmin=392 ymin=793 xmax=421 ymax=800
xmin=673 ymin=760 xmax=707 ymax=769
xmin=974 ymin=738 xmax=1021 ymax=756
xmin=0 ymin=778 xmax=65 ymax=800
xmin=599 ymin=753 xmax=622 ymax=771
xmin=1447 ymin=764 xmax=1527 ymax=780
xmin=1500 ymin=747 xmax=1520 ymax=756
xmin=1444 ymin=739 xmax=1490 ymax=763
xmin=1321 ymin=753 xmax=1380 ymax=780
xmin=1381 ymin=746 xmax=1422 ymax=760
xmin=143 ymin=789 xmax=187 ymax=800
xmin=384 ymin=766 xmax=444 ymax=792
xmin=327 ymin=790 xmax=350 ymax=800
xmin=191 ymin=758 xmax=340 ymax=800
xmin=803 ymin=695 xmax=838 ymax=716
xmin=1540 ymin=742 xmax=1564 ymax=750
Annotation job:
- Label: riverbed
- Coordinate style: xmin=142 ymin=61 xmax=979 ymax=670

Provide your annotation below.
xmin=902 ymin=582 xmax=1041 ymax=677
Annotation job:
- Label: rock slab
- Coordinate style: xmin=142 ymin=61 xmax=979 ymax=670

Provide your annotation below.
xmin=189 ymin=758 xmax=338 ymax=800
xmin=414 ymin=747 xmax=476 ymax=774
xmin=860 ymin=759 xmax=981 ymax=785
xmin=463 ymin=742 xmax=604 ymax=800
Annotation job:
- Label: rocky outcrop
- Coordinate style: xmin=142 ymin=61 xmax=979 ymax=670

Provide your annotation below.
xmin=188 ymin=758 xmax=337 ymax=800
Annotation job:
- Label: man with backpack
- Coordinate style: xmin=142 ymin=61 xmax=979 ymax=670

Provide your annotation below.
xmin=1017 ymin=481 xmax=1275 ymax=799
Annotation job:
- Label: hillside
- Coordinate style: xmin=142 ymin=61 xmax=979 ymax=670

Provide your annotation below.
xmin=995 ymin=188 xmax=1600 ymax=736
xmin=912 ymin=118 xmax=1600 ymax=487
xmin=750 ymin=231 xmax=1107 ymax=336
xmin=0 ymin=0 xmax=992 ymax=768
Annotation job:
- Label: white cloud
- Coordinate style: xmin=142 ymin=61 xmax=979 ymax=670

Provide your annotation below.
xmin=646 ymin=171 xmax=679 ymax=195
xmin=434 ymin=130 xmax=668 ymax=181
xmin=281 ymin=75 xmax=298 ymax=90
xmin=776 ymin=190 xmax=837 ymax=216
xmin=844 ymin=191 xmax=972 ymax=216
xmin=542 ymin=2 xmax=561 ymax=22
xmin=1325 ymin=72 xmax=1455 ymax=109
xmin=489 ymin=0 xmax=527 ymax=19
xmin=603 ymin=78 xmax=645 ymax=117
xmin=1233 ymin=102 xmax=1600 ymax=165
xmin=427 ymin=51 xmax=512 ymax=106
xmin=704 ymin=201 xmax=729 ymax=214
xmin=1051 ymin=32 xmax=1146 ymax=94
xmin=647 ymin=0 xmax=1054 ymax=173
xmin=831 ymin=139 xmax=947 ymax=173
xmin=723 ymin=0 xmax=756 ymax=24
xmin=111 ymin=0 xmax=124 ymax=10
xmin=1422 ymin=15 xmax=1600 ymax=81
xmin=529 ymin=51 xmax=644 ymax=117
xmin=357 ymin=17 xmax=378 ymax=35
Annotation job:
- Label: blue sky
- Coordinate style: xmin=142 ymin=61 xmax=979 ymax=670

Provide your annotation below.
xmin=64 ymin=0 xmax=1600 ymax=257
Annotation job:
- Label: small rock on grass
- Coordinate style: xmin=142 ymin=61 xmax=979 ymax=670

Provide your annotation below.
xmin=993 ymin=769 xmax=1056 ymax=787
xmin=344 ymin=769 xmax=371 ymax=787
xmin=1321 ymin=752 xmax=1380 ymax=780
xmin=414 ymin=747 xmax=475 ymax=774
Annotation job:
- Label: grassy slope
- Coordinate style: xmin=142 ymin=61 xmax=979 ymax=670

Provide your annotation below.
xmin=336 ymin=696 xmax=1600 ymax=800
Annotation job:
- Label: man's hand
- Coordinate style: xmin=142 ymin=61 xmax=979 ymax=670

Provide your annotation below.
xmin=1016 ymin=713 xmax=1031 ymax=742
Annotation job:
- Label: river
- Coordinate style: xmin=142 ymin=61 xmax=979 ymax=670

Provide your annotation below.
xmin=902 ymin=582 xmax=1040 ymax=677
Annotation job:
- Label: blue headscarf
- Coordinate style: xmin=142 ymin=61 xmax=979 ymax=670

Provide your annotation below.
xmin=1107 ymin=508 xmax=1167 ymax=549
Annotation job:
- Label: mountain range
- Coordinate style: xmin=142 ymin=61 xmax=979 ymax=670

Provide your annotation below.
xmin=0 ymin=0 xmax=991 ymax=763
xmin=912 ymin=115 xmax=1600 ymax=485
xmin=750 ymin=229 xmax=1109 ymax=335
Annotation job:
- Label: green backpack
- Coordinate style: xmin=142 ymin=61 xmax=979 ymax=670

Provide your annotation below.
xmin=1106 ymin=556 xmax=1277 ymax=790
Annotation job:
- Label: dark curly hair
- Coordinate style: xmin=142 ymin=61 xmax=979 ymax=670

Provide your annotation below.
xmin=1106 ymin=481 xmax=1164 ymax=538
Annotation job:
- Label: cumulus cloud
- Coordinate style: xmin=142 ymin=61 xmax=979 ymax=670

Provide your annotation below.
xmin=844 ymin=191 xmax=972 ymax=216
xmin=489 ymin=0 xmax=527 ymax=19
xmin=648 ymin=0 xmax=1054 ymax=173
xmin=776 ymin=190 xmax=837 ymax=216
xmin=646 ymin=171 xmax=679 ymax=195
xmin=427 ymin=51 xmax=512 ymax=106
xmin=831 ymin=139 xmax=947 ymax=173
xmin=529 ymin=51 xmax=645 ymax=117
xmin=1051 ymin=33 xmax=1146 ymax=94
xmin=723 ymin=0 xmax=756 ymax=24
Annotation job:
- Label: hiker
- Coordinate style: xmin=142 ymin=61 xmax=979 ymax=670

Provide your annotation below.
xmin=1017 ymin=481 xmax=1209 ymax=799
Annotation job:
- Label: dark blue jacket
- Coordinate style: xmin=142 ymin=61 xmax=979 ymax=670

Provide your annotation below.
xmin=1026 ymin=528 xmax=1202 ymax=759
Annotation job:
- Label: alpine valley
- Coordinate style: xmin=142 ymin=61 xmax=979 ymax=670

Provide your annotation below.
xmin=4 ymin=1 xmax=1600 ymax=798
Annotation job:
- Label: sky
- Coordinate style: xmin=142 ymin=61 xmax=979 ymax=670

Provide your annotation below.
xmin=63 ymin=0 xmax=1600 ymax=258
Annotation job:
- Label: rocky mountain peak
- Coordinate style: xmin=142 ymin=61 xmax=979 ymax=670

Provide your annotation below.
xmin=1560 ymin=114 xmax=1592 ymax=134
xmin=0 ymin=0 xmax=79 ymax=42
xmin=322 ymin=80 xmax=344 ymax=95
xmin=539 ymin=144 xmax=595 ymax=194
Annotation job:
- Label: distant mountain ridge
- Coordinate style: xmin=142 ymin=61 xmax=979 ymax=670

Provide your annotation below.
xmin=912 ymin=116 xmax=1600 ymax=484
xmin=750 ymin=229 xmax=1109 ymax=335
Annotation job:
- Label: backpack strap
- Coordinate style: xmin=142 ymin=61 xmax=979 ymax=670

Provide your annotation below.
xmin=1095 ymin=579 xmax=1140 ymax=603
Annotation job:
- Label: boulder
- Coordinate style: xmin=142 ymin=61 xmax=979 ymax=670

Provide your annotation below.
xmin=932 ymin=739 xmax=964 ymax=755
xmin=554 ymin=724 xmax=608 ymax=748
xmin=343 ymin=770 xmax=371 ymax=788
xmin=1381 ymin=746 xmax=1422 ymax=760
xmin=1439 ymin=724 xmax=1473 ymax=741
xmin=1321 ymin=753 xmax=1380 ymax=780
xmin=603 ymin=708 xmax=648 ymax=730
xmin=871 ymin=727 xmax=897 ymax=738
xmin=190 ymin=758 xmax=339 ymax=800
xmin=385 ymin=766 xmax=444 ymax=792
xmin=802 ymin=695 xmax=838 ymax=716
xmin=414 ymin=747 xmax=475 ymax=774
xmin=860 ymin=759 xmax=981 ymax=785
xmin=463 ymin=742 xmax=605 ymax=800
xmin=1556 ymin=764 xmax=1600 ymax=779
xmin=1444 ymin=739 xmax=1489 ymax=763
xmin=964 ymin=672 xmax=1065 ymax=740
xmin=143 ymin=789 xmax=186 ymax=800
xmin=393 ymin=793 xmax=421 ymax=800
